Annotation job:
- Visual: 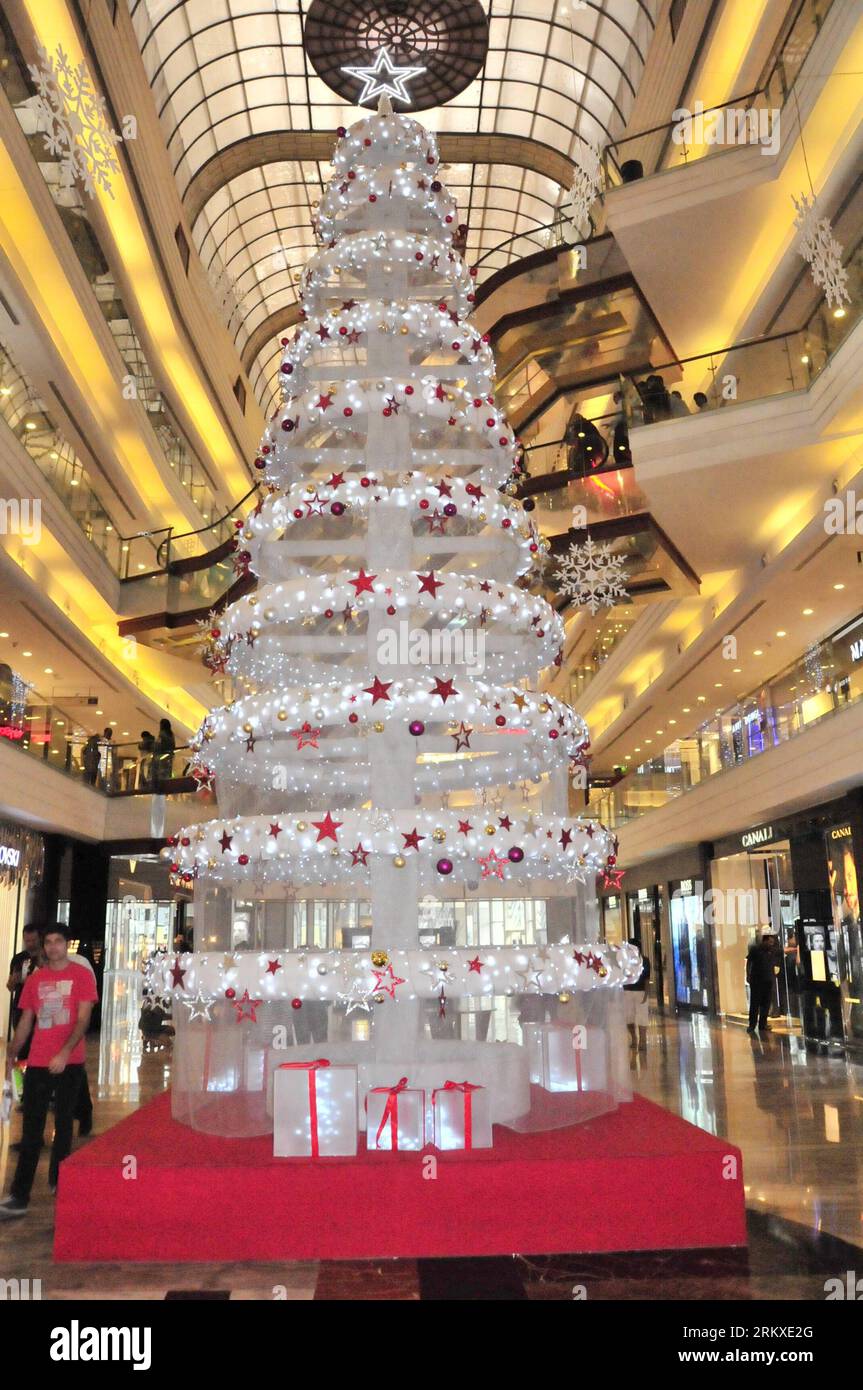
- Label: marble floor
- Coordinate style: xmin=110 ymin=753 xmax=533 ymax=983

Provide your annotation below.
xmin=2 ymin=1010 xmax=862 ymax=1300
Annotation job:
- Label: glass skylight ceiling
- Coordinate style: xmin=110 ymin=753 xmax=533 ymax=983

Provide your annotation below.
xmin=128 ymin=0 xmax=657 ymax=411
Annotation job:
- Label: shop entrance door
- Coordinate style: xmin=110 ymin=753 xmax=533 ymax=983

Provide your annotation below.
xmin=628 ymin=888 xmax=664 ymax=1009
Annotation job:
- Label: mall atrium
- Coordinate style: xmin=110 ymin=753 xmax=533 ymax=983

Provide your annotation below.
xmin=0 ymin=0 xmax=862 ymax=1331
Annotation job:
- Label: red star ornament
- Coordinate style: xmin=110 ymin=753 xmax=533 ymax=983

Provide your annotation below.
xmin=232 ymin=990 xmax=263 ymax=1023
xmin=603 ymin=867 xmax=625 ymax=890
xmin=372 ymin=963 xmax=405 ymax=999
xmin=417 ymin=569 xmax=445 ymax=597
xmin=170 ymin=958 xmax=186 ymax=989
xmin=364 ymin=676 xmax=393 ymax=704
xmin=312 ymin=812 xmax=343 ymax=843
xmin=350 ymin=568 xmax=377 ymax=595
xmin=402 ymin=827 xmax=425 ymax=851
xmin=266 ymin=959 xmax=282 ymax=975
xmin=467 ymin=956 xmax=484 ymax=973
xmin=479 ymin=849 xmax=507 ymax=880
xmin=350 ymin=842 xmax=369 ymax=866
xmin=430 ymin=677 xmax=458 ymax=702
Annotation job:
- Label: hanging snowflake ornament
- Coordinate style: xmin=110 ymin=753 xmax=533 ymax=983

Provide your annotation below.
xmin=566 ymin=138 xmax=603 ymax=239
xmin=556 ymin=537 xmax=628 ymax=615
xmin=792 ymin=193 xmax=851 ymax=310
xmin=28 ymin=44 xmax=122 ymax=199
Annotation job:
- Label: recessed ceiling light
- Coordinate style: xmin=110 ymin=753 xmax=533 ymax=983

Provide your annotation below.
xmin=656 ymin=729 xmax=664 ymax=735
xmin=682 ymin=706 xmax=691 ymax=713
xmin=0 ymin=632 xmax=7 ymax=638
xmin=22 ymin=650 xmax=31 ymax=657
xmin=645 ymin=739 xmax=653 ymax=744
xmin=669 ymin=719 xmax=677 ymax=725
xmin=776 ymin=630 xmax=786 ymax=637
xmin=834 ymin=307 xmax=846 ymax=319
xmin=803 ymin=608 xmax=813 ymax=615
xmin=733 ymin=667 xmax=741 ymax=672
xmin=43 ymin=667 xmax=53 ymax=674
xmin=714 ymin=682 xmax=722 ymax=688
xmin=96 ymin=709 xmax=103 ymax=716
xmin=697 ymin=695 xmax=706 ymax=702
xmin=834 ymin=583 xmax=845 ymax=590
xmin=754 ymin=649 xmax=763 ymax=656
xmin=110 ymin=720 xmax=117 ymax=726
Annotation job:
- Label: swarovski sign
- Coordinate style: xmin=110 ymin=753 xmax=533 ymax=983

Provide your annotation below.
xmin=0 ymin=845 xmax=21 ymax=868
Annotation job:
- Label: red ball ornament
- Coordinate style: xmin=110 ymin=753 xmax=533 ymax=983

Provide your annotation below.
xmin=360 ymin=476 xmax=371 ymax=488
xmin=210 ymin=627 xmax=221 ymax=638
xmin=282 ymin=418 xmax=294 ymax=431
xmin=387 ymin=605 xmax=396 ymax=616
xmin=291 ymin=998 xmax=302 ymax=1010
xmin=383 ymin=407 xmax=392 ymax=417
xmin=281 ymin=337 xmax=289 ymax=346
xmin=451 ymin=341 xmax=461 ymax=350
xmin=537 ymin=629 xmax=544 ymax=638
xmin=238 ymin=853 xmax=249 ymax=866
xmin=347 ymin=169 xmax=355 ymax=179
xmin=486 ymin=418 xmax=496 ymax=427
xmin=470 ymin=267 xmax=478 ymax=278
xmin=180 ymin=836 xmax=190 ymax=847
xmin=283 ymin=363 xmax=293 ymax=374
xmin=502 ymin=519 xmax=512 ymax=529
xmin=368 ymin=194 xmax=377 ymax=203
xmin=495 ymin=715 xmax=506 ymax=727
xmin=438 ymin=301 xmax=448 ymax=311
xmin=170 ymin=862 xmax=178 ymax=873
xmin=473 ymin=398 xmax=482 ymax=407
xmin=445 ymin=214 xmax=453 ymax=223
xmin=467 ymin=293 xmax=475 ymax=303
xmin=324 ymin=608 xmax=334 ymax=619
xmin=499 ymin=437 xmax=509 ymax=447
xmin=225 ymin=988 xmax=236 ymax=999
xmin=349 ymin=713 xmax=359 ymax=724
xmin=529 ymin=542 xmax=538 ymax=552
xmin=293 ymin=508 xmax=304 ymax=519
xmin=419 ymin=498 xmax=430 ymax=510
xmin=549 ymin=729 xmax=559 ymax=739
xmin=337 ymin=126 xmax=346 ymax=137
xmin=343 ymin=407 xmax=353 ymax=416
xmin=262 ymin=445 xmax=271 ymax=454
xmin=364 ymin=137 xmax=372 ymax=147
xmin=431 ymin=180 xmax=442 ymax=192
xmin=415 ymin=252 xmax=424 ymax=261
xmin=330 ymin=501 xmax=345 ymax=516
xmin=405 ymin=385 xmax=414 ymax=395
xmin=338 ymin=325 xmax=347 ymax=335
xmin=254 ymin=458 xmax=266 ymax=470
xmin=426 ymin=154 xmax=435 ymax=165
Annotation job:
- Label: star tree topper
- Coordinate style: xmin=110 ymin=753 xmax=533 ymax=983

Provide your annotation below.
xmin=341 ymin=47 xmax=426 ymax=107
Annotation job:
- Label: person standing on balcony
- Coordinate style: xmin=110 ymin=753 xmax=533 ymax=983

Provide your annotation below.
xmin=98 ymin=727 xmax=114 ymax=789
xmin=154 ymin=718 xmax=175 ymax=786
xmin=82 ymin=734 xmax=100 ymax=786
xmin=137 ymin=730 xmax=155 ymax=788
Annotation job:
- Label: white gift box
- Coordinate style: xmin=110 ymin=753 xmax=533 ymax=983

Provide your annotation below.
xmin=273 ymin=1060 xmax=358 ymax=1157
xmin=524 ymin=1023 xmax=608 ymax=1093
xmin=432 ymin=1082 xmax=493 ymax=1151
xmin=365 ymin=1081 xmax=425 ymax=1151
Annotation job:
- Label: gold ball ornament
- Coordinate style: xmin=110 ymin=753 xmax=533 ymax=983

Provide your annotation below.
xmin=371 ymin=951 xmax=389 ymax=968
xmin=296 ymin=821 xmax=307 ymax=832
xmin=243 ymin=722 xmax=253 ymax=733
xmin=485 ymin=824 xmax=496 ymax=836
xmin=373 ymin=992 xmax=386 ymax=1004
xmin=558 ymin=990 xmax=571 ymax=1004
xmin=432 ymin=828 xmax=446 ymax=843
xmin=393 ymin=855 xmax=406 ymax=868
xmin=264 ymin=608 xmax=276 ymax=621
xmin=277 ymin=710 xmax=288 ymax=721
xmin=373 ymin=721 xmax=384 ymax=733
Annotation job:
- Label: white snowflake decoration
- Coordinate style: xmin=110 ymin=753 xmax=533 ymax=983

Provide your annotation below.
xmin=556 ymin=537 xmax=628 ymax=615
xmin=792 ymin=193 xmax=851 ymax=310
xmin=28 ymin=44 xmax=122 ymax=199
xmin=207 ymin=261 xmax=243 ymax=336
xmin=566 ymin=139 xmax=603 ymax=239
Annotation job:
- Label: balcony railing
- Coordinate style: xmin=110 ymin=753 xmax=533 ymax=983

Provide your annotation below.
xmin=591 ymin=610 xmax=863 ymax=829
xmin=603 ymin=0 xmax=835 ymax=187
xmin=619 ymin=235 xmax=863 ymax=427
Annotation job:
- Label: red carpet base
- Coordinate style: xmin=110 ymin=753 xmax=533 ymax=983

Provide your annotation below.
xmin=54 ymin=1091 xmax=746 ymax=1262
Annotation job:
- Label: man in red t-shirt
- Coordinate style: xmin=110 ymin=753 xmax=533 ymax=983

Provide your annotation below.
xmin=1 ymin=923 xmax=98 ymax=1217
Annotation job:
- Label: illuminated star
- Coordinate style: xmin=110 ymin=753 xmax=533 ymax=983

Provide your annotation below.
xmin=292 ymin=722 xmax=321 ymax=749
xmin=340 ymin=47 xmax=426 ymax=107
xmin=478 ymin=849 xmax=506 ymax=881
xmin=339 ymin=979 xmax=374 ymax=1015
xmin=312 ymin=812 xmax=343 ymax=843
xmin=184 ymin=990 xmax=213 ymax=1022
xmin=372 ymin=963 xmax=405 ymax=999
xmin=603 ymin=867 xmax=625 ymax=890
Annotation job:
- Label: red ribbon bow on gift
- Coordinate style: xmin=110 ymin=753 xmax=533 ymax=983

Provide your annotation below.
xmin=370 ymin=1076 xmax=409 ymax=1149
xmin=278 ymin=1059 xmax=330 ymax=1157
xmin=433 ymin=1080 xmax=482 ymax=1150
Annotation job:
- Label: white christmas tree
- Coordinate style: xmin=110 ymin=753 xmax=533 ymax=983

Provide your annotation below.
xmin=158 ymin=100 xmax=638 ymax=1139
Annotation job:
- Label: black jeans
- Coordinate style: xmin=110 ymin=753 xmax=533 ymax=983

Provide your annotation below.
xmin=11 ymin=1064 xmax=84 ymax=1203
xmin=748 ymin=980 xmax=773 ymax=1031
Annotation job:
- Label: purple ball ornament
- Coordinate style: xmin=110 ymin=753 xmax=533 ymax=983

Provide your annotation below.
xmin=330 ymin=501 xmax=345 ymax=516
xmin=436 ymin=858 xmax=454 ymax=875
xmin=443 ymin=503 xmax=457 ymax=517
xmin=409 ymin=720 xmax=425 ymax=737
xmin=508 ymin=846 xmax=524 ymax=863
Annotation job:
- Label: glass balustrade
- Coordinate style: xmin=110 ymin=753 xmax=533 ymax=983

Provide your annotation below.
xmin=604 ymin=0 xmax=836 ymax=186
xmin=591 ymin=611 xmax=863 ymax=828
xmin=0 ymin=9 xmax=217 ymax=528
xmin=620 ymin=235 xmax=862 ymax=427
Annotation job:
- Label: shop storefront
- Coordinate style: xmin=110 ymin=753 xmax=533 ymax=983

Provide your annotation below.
xmin=0 ymin=819 xmax=45 ymax=1038
xmin=669 ymin=878 xmax=709 ymax=1010
xmin=824 ymin=822 xmax=863 ymax=1044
